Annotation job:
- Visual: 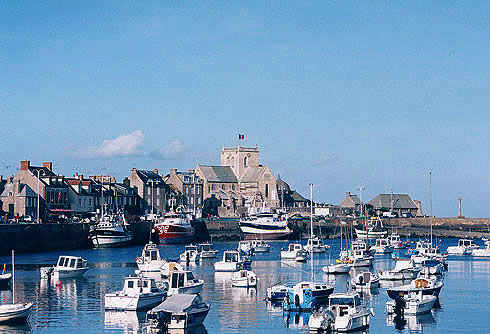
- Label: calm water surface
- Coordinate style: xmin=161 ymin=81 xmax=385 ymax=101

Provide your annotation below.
xmin=0 ymin=238 xmax=489 ymax=333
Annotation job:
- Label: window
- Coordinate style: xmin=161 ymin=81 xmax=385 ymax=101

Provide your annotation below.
xmin=89 ymin=199 xmax=92 ymax=206
xmin=70 ymin=259 xmax=76 ymax=268
xmin=58 ymin=257 xmax=65 ymax=266
xmin=232 ymin=184 xmax=235 ymax=190
xmin=79 ymin=199 xmax=82 ymax=206
xmin=211 ymin=184 xmax=215 ymax=190
xmin=147 ymin=187 xmax=151 ymax=195
xmin=128 ymin=280 xmax=134 ymax=288
xmin=157 ymin=188 xmax=160 ymax=195
xmin=221 ymin=184 xmax=225 ymax=190
xmin=265 ymin=184 xmax=269 ymax=198
xmin=208 ymin=186 xmax=210 ymax=193
xmin=244 ymin=157 xmax=248 ymax=167
xmin=156 ymin=199 xmax=160 ymax=206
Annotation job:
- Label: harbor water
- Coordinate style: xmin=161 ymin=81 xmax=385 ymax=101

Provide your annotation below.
xmin=0 ymin=238 xmax=489 ymax=333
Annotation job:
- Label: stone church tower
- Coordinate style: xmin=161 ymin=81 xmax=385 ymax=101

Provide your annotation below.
xmin=221 ymin=144 xmax=259 ymax=180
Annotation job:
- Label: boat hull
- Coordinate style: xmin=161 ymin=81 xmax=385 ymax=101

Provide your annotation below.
xmin=239 ymin=223 xmax=292 ymax=240
xmin=104 ymin=293 xmax=165 ymax=311
xmin=0 ymin=303 xmax=33 ymax=324
xmin=355 ymin=229 xmax=387 ymax=239
xmin=335 ymin=311 xmax=371 ymax=332
xmin=323 ymin=264 xmax=351 ymax=274
xmin=168 ymin=309 xmax=210 ymax=329
xmin=387 ymin=284 xmax=443 ymax=300
xmin=91 ymin=235 xmax=133 ymax=248
xmin=155 ymin=224 xmax=195 ymax=244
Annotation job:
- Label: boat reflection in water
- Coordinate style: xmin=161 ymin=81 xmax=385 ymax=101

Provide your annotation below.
xmin=284 ymin=311 xmax=311 ymax=329
xmin=104 ymin=310 xmax=146 ymax=333
xmin=0 ymin=322 xmax=32 ymax=333
xmin=386 ymin=312 xmax=436 ymax=332
xmin=166 ymin=324 xmax=208 ymax=334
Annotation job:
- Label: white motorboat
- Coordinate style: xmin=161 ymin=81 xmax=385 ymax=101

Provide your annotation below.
xmin=251 ymin=239 xmax=270 ymax=253
xmin=90 ymin=212 xmax=133 ymax=248
xmin=388 ymin=233 xmax=404 ymax=249
xmin=214 ymin=250 xmax=244 ymax=272
xmin=387 ymin=277 xmax=444 ymax=301
xmin=447 ymin=238 xmax=479 ymax=255
xmin=340 ymin=240 xmax=373 ymax=267
xmin=104 ymin=276 xmax=166 ymax=311
xmin=378 ymin=259 xmax=420 ymax=280
xmin=472 ymin=241 xmax=490 ymax=257
xmin=179 ymin=245 xmax=200 ymax=263
xmin=238 ymin=211 xmax=292 ymax=240
xmin=160 ymin=262 xmax=184 ymax=278
xmin=418 ymin=260 xmax=444 ymax=276
xmin=198 ymin=242 xmax=219 ymax=258
xmin=266 ymin=283 xmax=289 ymax=302
xmin=323 ymin=262 xmax=352 ymax=274
xmin=168 ymin=270 xmax=204 ymax=295
xmin=295 ymin=249 xmax=308 ymax=262
xmin=231 ymin=269 xmax=258 ymax=288
xmin=0 ymin=251 xmax=33 ymax=324
xmin=40 ymin=255 xmax=89 ymax=280
xmin=304 ymin=236 xmax=329 ymax=254
xmin=309 ymin=293 xmax=372 ymax=332
xmin=351 ymin=271 xmax=380 ymax=290
xmin=237 ymin=240 xmax=254 ymax=256
xmin=280 ymin=243 xmax=304 ymax=259
xmin=137 ymin=242 xmax=165 ymax=272
xmin=371 ymin=238 xmax=393 ymax=254
xmin=146 ymin=294 xmax=210 ymax=330
xmin=355 ymin=217 xmax=387 ymax=240
xmin=386 ymin=291 xmax=437 ymax=315
xmin=154 ymin=209 xmax=195 ymax=244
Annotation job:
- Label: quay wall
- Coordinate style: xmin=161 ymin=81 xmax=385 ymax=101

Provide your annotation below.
xmin=0 ymin=221 xmax=153 ymax=255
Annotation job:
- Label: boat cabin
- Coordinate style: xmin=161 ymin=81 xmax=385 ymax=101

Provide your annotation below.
xmin=375 ymin=239 xmax=389 ymax=247
xmin=184 ymin=245 xmax=198 ymax=253
xmin=458 ymin=239 xmax=476 ymax=247
xmin=223 ymin=250 xmax=240 ymax=263
xmin=288 ymin=243 xmax=303 ymax=252
xmin=122 ymin=276 xmax=160 ymax=294
xmin=141 ymin=243 xmax=161 ymax=261
xmin=199 ymin=243 xmax=214 ymax=252
xmin=56 ymin=256 xmax=88 ymax=270
xmin=328 ymin=293 xmax=361 ymax=315
xmin=170 ymin=271 xmax=199 ymax=289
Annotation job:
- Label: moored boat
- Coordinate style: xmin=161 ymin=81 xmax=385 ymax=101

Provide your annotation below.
xmin=387 ymin=277 xmax=444 ymax=301
xmin=90 ymin=212 xmax=133 ymax=248
xmin=137 ymin=242 xmax=165 ymax=273
xmin=386 ymin=290 xmax=437 ymax=315
xmin=231 ymin=269 xmax=258 ymax=288
xmin=154 ymin=210 xmax=195 ymax=245
xmin=280 ymin=243 xmax=304 ymax=260
xmin=282 ymin=281 xmax=334 ymax=311
xmin=198 ymin=242 xmax=219 ymax=258
xmin=447 ymin=238 xmax=478 ymax=255
xmin=179 ymin=245 xmax=200 ymax=263
xmin=351 ymin=271 xmax=380 ymax=291
xmin=238 ymin=211 xmax=292 ymax=240
xmin=105 ymin=276 xmax=166 ymax=311
xmin=472 ymin=241 xmax=490 ymax=257
xmin=168 ymin=270 xmax=203 ymax=295
xmin=304 ymin=236 xmax=329 ymax=254
xmin=355 ymin=217 xmax=387 ymax=240
xmin=251 ymin=239 xmax=270 ymax=253
xmin=214 ymin=250 xmax=244 ymax=272
xmin=40 ymin=255 xmax=89 ymax=280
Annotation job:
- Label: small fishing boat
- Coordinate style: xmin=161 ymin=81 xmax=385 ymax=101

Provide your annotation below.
xmin=295 ymin=249 xmax=308 ymax=262
xmin=355 ymin=216 xmax=387 ymax=240
xmin=214 ymin=250 xmax=244 ymax=272
xmin=237 ymin=241 xmax=254 ymax=256
xmin=146 ymin=294 xmax=210 ymax=330
xmin=251 ymin=239 xmax=270 ymax=253
xmin=351 ymin=271 xmax=380 ymax=291
xmin=447 ymin=238 xmax=479 ymax=255
xmin=40 ymin=255 xmax=89 ymax=280
xmin=309 ymin=293 xmax=372 ymax=332
xmin=137 ymin=242 xmax=165 ymax=272
xmin=168 ymin=270 xmax=203 ymax=295
xmin=388 ymin=233 xmax=404 ymax=249
xmin=304 ymin=236 xmax=329 ymax=254
xmin=280 ymin=243 xmax=305 ymax=259
xmin=378 ymin=259 xmax=420 ymax=280
xmin=419 ymin=260 xmax=444 ymax=276
xmin=386 ymin=291 xmax=437 ymax=315
xmin=387 ymin=277 xmax=444 ymax=301
xmin=104 ymin=276 xmax=166 ymax=311
xmin=371 ymin=238 xmax=393 ymax=254
xmin=179 ymin=245 xmax=200 ymax=263
xmin=266 ymin=283 xmax=289 ymax=302
xmin=0 ymin=251 xmax=33 ymax=324
xmin=90 ymin=212 xmax=133 ymax=248
xmin=160 ymin=262 xmax=183 ymax=279
xmin=231 ymin=269 xmax=258 ymax=288
xmin=472 ymin=241 xmax=490 ymax=257
xmin=198 ymin=242 xmax=219 ymax=259
xmin=323 ymin=262 xmax=352 ymax=274
xmin=282 ymin=281 xmax=334 ymax=311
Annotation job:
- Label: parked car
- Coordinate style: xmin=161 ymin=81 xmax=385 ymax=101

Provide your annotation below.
xmin=402 ymin=212 xmax=412 ymax=218
xmin=382 ymin=212 xmax=397 ymax=218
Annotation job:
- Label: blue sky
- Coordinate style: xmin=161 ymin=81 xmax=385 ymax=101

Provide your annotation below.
xmin=1 ymin=1 xmax=489 ymax=217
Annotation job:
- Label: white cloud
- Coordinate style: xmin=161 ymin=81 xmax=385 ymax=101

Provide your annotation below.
xmin=71 ymin=130 xmax=145 ymax=159
xmin=150 ymin=140 xmax=186 ymax=160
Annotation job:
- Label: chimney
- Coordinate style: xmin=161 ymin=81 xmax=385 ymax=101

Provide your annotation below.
xmin=188 ymin=169 xmax=195 ymax=174
xmin=78 ymin=174 xmax=84 ymax=180
xmin=20 ymin=160 xmax=30 ymax=171
xmin=346 ymin=192 xmax=351 ymax=197
xmin=170 ymin=168 xmax=177 ymax=176
xmin=43 ymin=162 xmax=53 ymax=171
xmin=153 ymin=168 xmax=159 ymax=175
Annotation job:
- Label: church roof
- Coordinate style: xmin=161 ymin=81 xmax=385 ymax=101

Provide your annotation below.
xmin=276 ymin=175 xmax=291 ymax=191
xmin=291 ymin=191 xmax=308 ymax=202
xmin=198 ymin=165 xmax=238 ymax=183
xmin=240 ymin=166 xmax=266 ymax=183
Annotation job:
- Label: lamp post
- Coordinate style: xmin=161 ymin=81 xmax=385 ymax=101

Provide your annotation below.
xmin=35 ymin=169 xmax=45 ymax=223
xmin=148 ymin=179 xmax=155 ymax=217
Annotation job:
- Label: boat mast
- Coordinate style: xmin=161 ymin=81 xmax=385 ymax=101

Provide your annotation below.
xmin=310 ymin=183 xmax=314 ymax=281
xmin=12 ymin=250 xmax=15 ymax=303
xmin=429 ymin=170 xmax=433 ymax=247
xmin=101 ymin=177 xmax=104 ymax=217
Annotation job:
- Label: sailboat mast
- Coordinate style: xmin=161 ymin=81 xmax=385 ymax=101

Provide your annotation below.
xmin=12 ymin=250 xmax=15 ymax=304
xmin=310 ymin=183 xmax=314 ymax=281
xmin=429 ymin=170 xmax=433 ymax=247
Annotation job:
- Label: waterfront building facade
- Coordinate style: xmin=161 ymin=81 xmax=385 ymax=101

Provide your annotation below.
xmin=164 ymin=168 xmax=203 ymax=214
xmin=340 ymin=191 xmax=362 ymax=216
xmin=128 ymin=168 xmax=172 ymax=215
xmin=368 ymin=193 xmax=419 ymax=217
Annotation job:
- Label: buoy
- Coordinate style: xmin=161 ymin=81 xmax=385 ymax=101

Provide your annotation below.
xmin=56 ymin=280 xmax=61 ymax=287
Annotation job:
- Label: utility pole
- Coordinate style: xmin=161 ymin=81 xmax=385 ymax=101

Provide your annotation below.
xmin=429 ymin=170 xmax=433 ymax=246
xmin=357 ymin=186 xmax=365 ymax=217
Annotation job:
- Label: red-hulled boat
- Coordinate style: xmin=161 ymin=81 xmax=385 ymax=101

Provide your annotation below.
xmin=154 ymin=212 xmax=195 ymax=244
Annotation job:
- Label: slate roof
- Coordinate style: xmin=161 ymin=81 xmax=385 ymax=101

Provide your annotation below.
xmin=240 ymin=166 xmax=265 ymax=183
xmin=276 ymin=175 xmax=291 ymax=191
xmin=198 ymin=165 xmax=238 ymax=183
xmin=136 ymin=170 xmax=164 ymax=183
xmin=28 ymin=166 xmax=56 ymax=177
xmin=291 ymin=191 xmax=308 ymax=202
xmin=368 ymin=194 xmax=418 ymax=209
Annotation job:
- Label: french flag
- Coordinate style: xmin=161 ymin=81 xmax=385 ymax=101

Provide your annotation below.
xmin=238 ymin=134 xmax=245 ymax=140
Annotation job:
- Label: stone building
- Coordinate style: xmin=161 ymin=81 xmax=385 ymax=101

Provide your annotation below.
xmin=276 ymin=176 xmax=309 ymax=209
xmin=196 ymin=144 xmax=280 ymax=216
xmin=0 ymin=160 xmax=70 ymax=222
xmin=368 ymin=193 xmax=419 ymax=217
xmin=0 ymin=176 xmax=37 ymax=220
xmin=128 ymin=168 xmax=172 ymax=215
xmin=340 ymin=191 xmax=362 ymax=216
xmin=164 ymin=169 xmax=203 ymax=214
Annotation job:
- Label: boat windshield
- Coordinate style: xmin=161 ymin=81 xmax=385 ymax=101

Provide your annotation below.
xmin=329 ymin=296 xmax=359 ymax=307
xmin=186 ymin=272 xmax=195 ymax=281
xmin=225 ymin=252 xmax=239 ymax=262
xmin=201 ymin=245 xmax=210 ymax=251
xmin=185 ymin=246 xmax=197 ymax=252
xmin=58 ymin=257 xmax=65 ymax=266
xmin=76 ymin=259 xmax=84 ymax=268
xmin=70 ymin=258 xmax=76 ymax=268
